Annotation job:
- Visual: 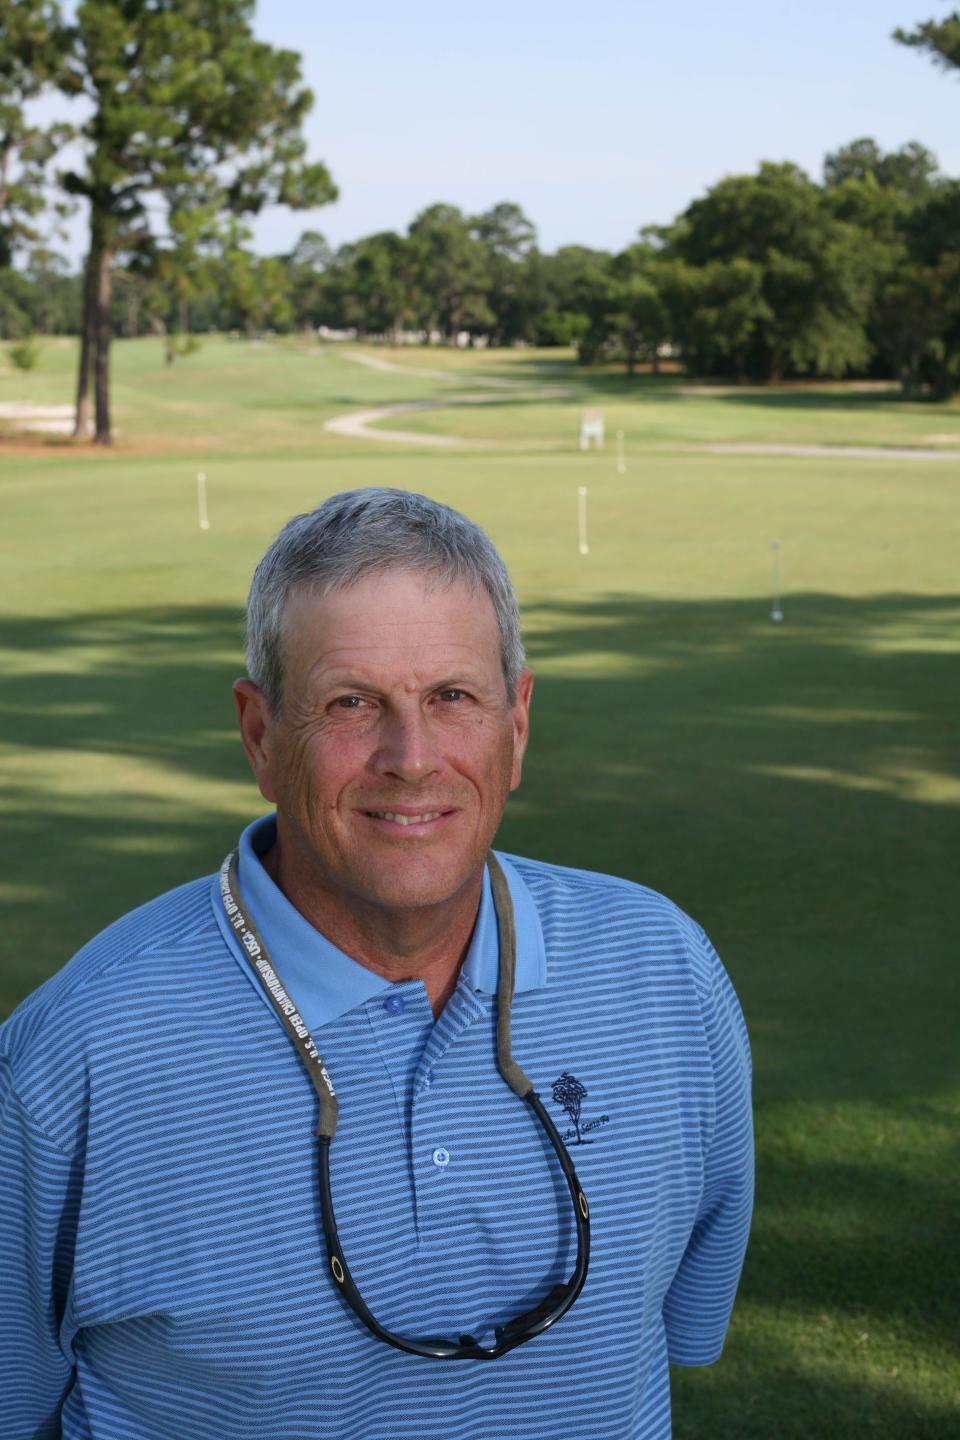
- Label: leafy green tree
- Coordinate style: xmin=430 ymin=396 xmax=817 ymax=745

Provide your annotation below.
xmin=146 ymin=180 xmax=228 ymax=360
xmin=56 ymin=0 xmax=335 ymax=442
xmin=823 ymin=138 xmax=939 ymax=201
xmin=820 ymin=142 xmax=945 ymax=391
xmin=0 ymin=0 xmax=73 ymax=351
xmin=285 ymin=229 xmax=332 ymax=331
xmin=219 ymin=222 xmax=292 ymax=336
xmin=663 ymin=162 xmax=875 ymax=380
xmin=894 ymin=13 xmax=960 ymax=72
xmin=0 ymin=267 xmax=31 ymax=338
xmin=111 ymin=264 xmax=164 ymax=338
xmin=22 ymin=243 xmax=74 ymax=333
xmin=875 ymin=181 xmax=960 ymax=397
xmin=874 ymin=258 xmax=960 ymax=397
xmin=573 ymin=245 xmax=673 ymax=374
xmin=498 ymin=247 xmax=555 ymax=345
xmin=663 ymin=256 xmax=766 ymax=378
xmin=470 ymin=202 xmax=537 ymax=344
xmin=339 ymin=230 xmax=415 ymax=340
xmin=0 ymin=0 xmax=72 ymax=271
xmin=288 ymin=230 xmax=332 ymax=274
xmin=471 ymin=201 xmax=536 ymax=264
xmin=537 ymin=245 xmax=609 ymax=353
xmin=605 ymin=245 xmax=678 ymax=374
xmin=408 ymin=203 xmax=492 ymax=343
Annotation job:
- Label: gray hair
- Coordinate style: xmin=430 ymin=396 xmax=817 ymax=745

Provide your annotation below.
xmin=245 ymin=487 xmax=525 ymax=714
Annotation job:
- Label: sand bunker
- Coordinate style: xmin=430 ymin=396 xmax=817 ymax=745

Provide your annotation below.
xmin=0 ymin=402 xmax=91 ymax=435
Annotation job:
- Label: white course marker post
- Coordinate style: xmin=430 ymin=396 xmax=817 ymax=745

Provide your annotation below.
xmin=197 ymin=471 xmax=210 ymax=531
xmin=770 ymin=539 xmax=783 ymax=622
xmin=577 ymin=485 xmax=590 ymax=555
xmin=616 ymin=429 xmax=625 ymax=474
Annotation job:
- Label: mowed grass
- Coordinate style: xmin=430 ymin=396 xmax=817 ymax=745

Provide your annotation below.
xmin=1 ymin=339 xmax=958 ymax=1437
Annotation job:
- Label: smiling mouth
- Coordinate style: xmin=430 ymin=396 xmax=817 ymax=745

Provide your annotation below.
xmin=364 ymin=809 xmax=451 ymax=826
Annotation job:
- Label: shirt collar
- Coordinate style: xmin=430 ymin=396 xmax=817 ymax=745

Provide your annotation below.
xmin=211 ymin=814 xmax=546 ymax=1033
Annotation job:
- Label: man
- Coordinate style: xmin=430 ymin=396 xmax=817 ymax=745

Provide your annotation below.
xmin=1 ymin=487 xmax=753 ymax=1440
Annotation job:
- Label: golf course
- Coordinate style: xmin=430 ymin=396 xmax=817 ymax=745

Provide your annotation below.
xmin=2 ymin=335 xmax=957 ymax=1437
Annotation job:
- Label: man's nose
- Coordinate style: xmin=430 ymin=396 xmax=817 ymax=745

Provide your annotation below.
xmin=373 ymin=704 xmax=443 ymax=783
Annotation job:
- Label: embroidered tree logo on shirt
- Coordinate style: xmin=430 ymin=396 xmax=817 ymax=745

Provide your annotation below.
xmin=552 ymin=1072 xmax=591 ymax=1144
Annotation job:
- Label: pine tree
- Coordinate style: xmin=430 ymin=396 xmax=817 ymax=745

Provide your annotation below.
xmin=56 ymin=0 xmax=335 ymax=442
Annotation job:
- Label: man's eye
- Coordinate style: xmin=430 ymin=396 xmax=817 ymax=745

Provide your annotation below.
xmin=438 ymin=688 xmax=467 ymax=703
xmin=334 ymin=695 xmax=364 ymax=710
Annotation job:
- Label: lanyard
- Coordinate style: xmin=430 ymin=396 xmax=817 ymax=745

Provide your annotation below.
xmin=217 ymin=849 xmax=534 ymax=1137
xmin=216 ymin=846 xmax=590 ymax=1360
xmin=218 ymin=851 xmax=339 ymax=1136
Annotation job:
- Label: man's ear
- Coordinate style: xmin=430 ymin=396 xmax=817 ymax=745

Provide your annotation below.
xmin=509 ymin=668 xmax=534 ymax=791
xmin=233 ymin=679 xmax=279 ymax=803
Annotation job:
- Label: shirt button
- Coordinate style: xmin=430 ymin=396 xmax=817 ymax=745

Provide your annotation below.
xmin=432 ymin=1147 xmax=450 ymax=1169
xmin=384 ymin=995 xmax=405 ymax=1014
xmin=426 ymin=1068 xmax=435 ymax=1085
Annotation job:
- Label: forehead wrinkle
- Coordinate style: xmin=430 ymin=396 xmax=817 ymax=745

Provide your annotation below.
xmin=305 ymin=631 xmax=494 ymax=682
xmin=281 ymin=571 xmax=504 ymax=701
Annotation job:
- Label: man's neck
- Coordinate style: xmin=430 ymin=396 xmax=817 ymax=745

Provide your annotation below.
xmin=260 ymin=839 xmax=483 ymax=1019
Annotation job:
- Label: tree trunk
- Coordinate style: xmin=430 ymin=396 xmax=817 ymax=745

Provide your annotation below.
xmin=93 ymin=245 xmax=113 ymax=445
xmin=178 ymin=293 xmax=188 ymax=339
xmin=447 ymin=298 xmax=461 ymax=346
xmin=73 ymin=250 xmax=96 ymax=438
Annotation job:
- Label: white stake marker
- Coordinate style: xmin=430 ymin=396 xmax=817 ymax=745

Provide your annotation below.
xmin=616 ymin=429 xmax=626 ymax=474
xmin=770 ymin=539 xmax=783 ymax=622
xmin=197 ymin=471 xmax=210 ymax=531
xmin=577 ymin=486 xmax=589 ymax=555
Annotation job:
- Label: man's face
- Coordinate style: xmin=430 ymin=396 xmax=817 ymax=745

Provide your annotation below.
xmin=235 ymin=568 xmax=532 ymax=916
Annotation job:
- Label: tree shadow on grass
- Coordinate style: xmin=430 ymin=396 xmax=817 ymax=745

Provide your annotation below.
xmin=672 ymin=1326 xmax=959 ymax=1440
xmin=674 ymin=1114 xmax=960 ymax=1435
xmin=462 ymin=356 xmax=924 ymax=412
xmin=2 ymin=590 xmax=957 ymax=1062
xmin=511 ymin=592 xmax=959 ymax=1100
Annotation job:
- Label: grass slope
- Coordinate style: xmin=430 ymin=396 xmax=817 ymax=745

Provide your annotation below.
xmin=1 ymin=338 xmax=958 ymax=1436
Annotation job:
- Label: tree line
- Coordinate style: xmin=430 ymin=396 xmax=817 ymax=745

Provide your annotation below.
xmin=2 ymin=4 xmax=959 ymax=444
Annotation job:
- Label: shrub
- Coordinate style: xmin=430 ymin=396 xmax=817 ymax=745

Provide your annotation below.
xmin=8 ymin=337 xmax=41 ymax=372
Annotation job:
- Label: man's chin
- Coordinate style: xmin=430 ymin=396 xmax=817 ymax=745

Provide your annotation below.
xmin=360 ymin=875 xmax=479 ymax=914
xmin=346 ymin=850 xmax=485 ymax=914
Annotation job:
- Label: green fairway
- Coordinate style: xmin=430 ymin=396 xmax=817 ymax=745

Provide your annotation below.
xmin=1 ymin=339 xmax=958 ymax=1437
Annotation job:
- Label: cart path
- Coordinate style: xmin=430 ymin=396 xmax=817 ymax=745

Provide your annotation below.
xmin=324 ymin=395 xmax=502 ymax=446
xmin=326 ymin=350 xmax=567 ymax=445
xmin=325 ymin=398 xmax=960 ymax=456
xmin=324 ymin=351 xmax=960 ymax=457
xmin=701 ymin=442 xmax=960 ymax=462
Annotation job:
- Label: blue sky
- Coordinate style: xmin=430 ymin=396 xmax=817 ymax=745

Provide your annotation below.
xmin=43 ymin=0 xmax=960 ymax=260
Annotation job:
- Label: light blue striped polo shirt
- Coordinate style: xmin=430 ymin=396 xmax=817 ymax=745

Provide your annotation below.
xmin=0 ymin=815 xmax=753 ymax=1440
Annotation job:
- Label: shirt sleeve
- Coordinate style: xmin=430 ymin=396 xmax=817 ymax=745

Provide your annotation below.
xmin=663 ymin=931 xmax=754 ymax=1366
xmin=0 ymin=1060 xmax=80 ymax=1438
